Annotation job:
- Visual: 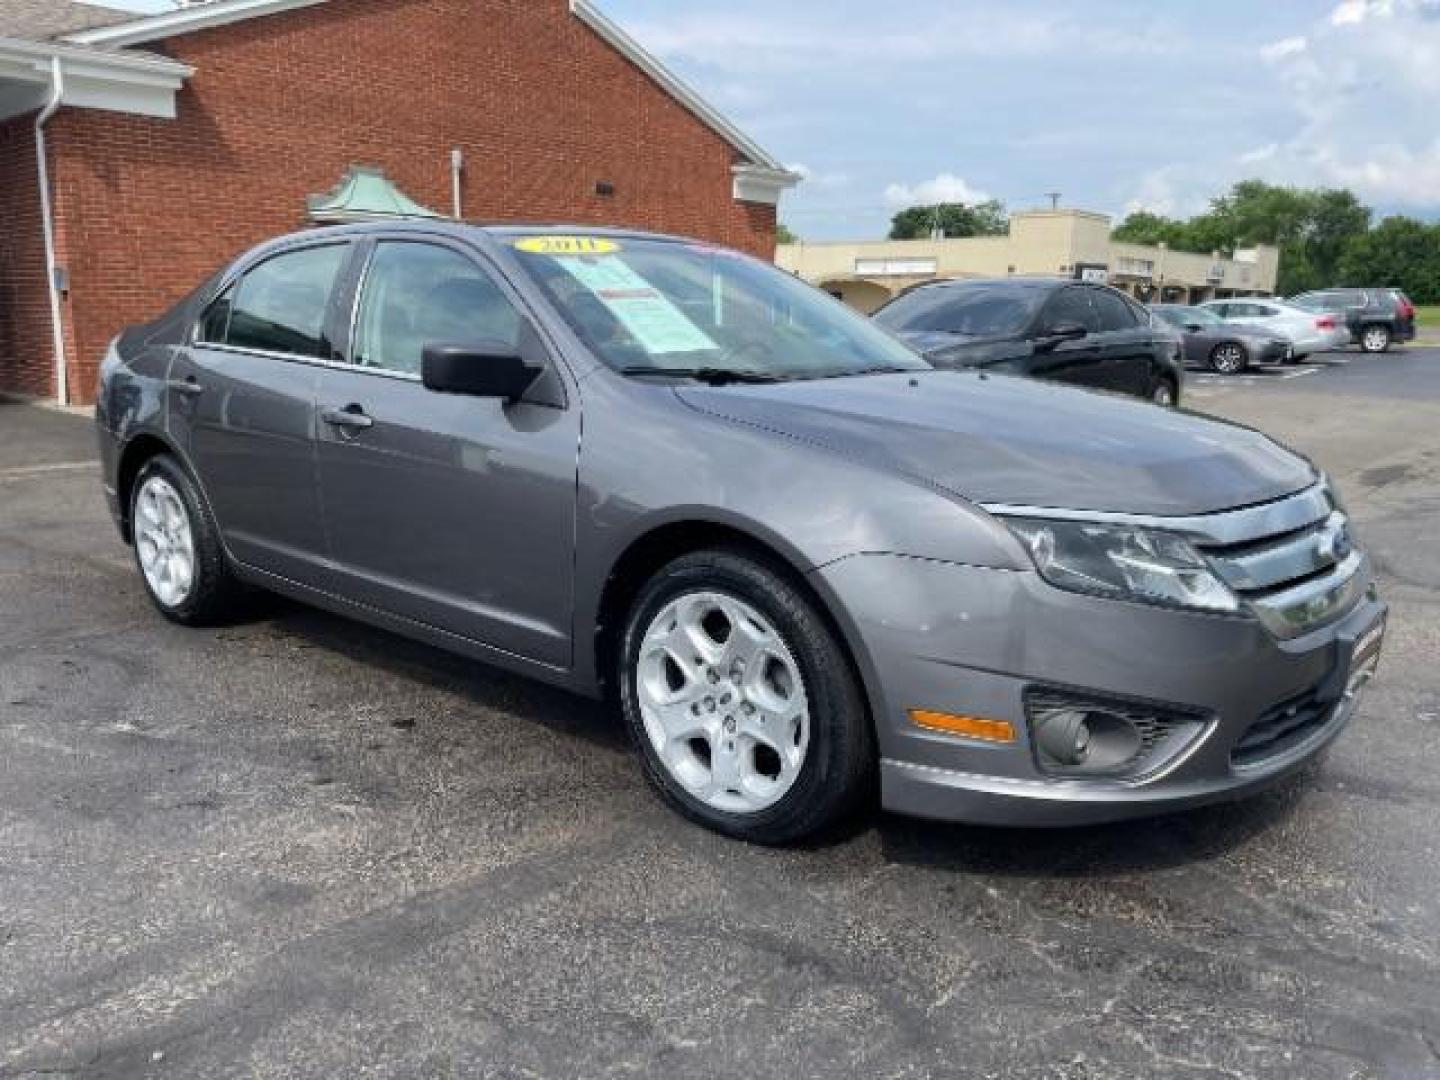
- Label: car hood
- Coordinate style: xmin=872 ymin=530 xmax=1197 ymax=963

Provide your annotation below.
xmin=676 ymin=371 xmax=1315 ymax=516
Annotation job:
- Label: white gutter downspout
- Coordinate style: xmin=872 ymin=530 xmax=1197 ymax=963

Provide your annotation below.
xmin=35 ymin=56 xmax=67 ymax=406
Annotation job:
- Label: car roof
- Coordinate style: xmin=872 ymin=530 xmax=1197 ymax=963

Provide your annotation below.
xmin=904 ymin=276 xmax=1072 ymax=294
xmin=279 ymin=220 xmax=700 ymax=246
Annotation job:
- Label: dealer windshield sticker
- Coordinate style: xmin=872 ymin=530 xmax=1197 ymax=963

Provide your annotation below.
xmin=555 ymin=255 xmax=719 ymax=355
xmin=514 ymin=236 xmax=621 ymax=256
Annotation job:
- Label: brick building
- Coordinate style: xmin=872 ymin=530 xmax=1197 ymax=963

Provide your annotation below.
xmin=0 ymin=0 xmax=798 ymax=405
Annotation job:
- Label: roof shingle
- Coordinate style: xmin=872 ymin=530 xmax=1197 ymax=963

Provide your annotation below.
xmin=0 ymin=0 xmax=136 ymax=42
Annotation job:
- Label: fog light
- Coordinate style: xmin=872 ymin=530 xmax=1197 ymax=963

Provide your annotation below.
xmin=1034 ymin=708 xmax=1142 ymax=773
xmin=1026 ymin=689 xmax=1207 ymax=780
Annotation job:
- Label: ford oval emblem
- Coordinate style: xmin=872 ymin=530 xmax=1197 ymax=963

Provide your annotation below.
xmin=1317 ymin=520 xmax=1352 ymax=563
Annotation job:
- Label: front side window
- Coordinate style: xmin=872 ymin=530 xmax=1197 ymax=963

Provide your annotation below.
xmin=508 ymin=236 xmax=928 ymax=380
xmin=353 ymin=243 xmax=522 ymax=375
xmin=1044 ymin=288 xmax=1100 ymax=332
xmin=222 ymin=245 xmax=347 ymax=358
xmin=1090 ymin=288 xmax=1138 ymax=331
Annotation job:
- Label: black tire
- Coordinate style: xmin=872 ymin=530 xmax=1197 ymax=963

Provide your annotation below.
xmin=618 ymin=548 xmax=874 ymax=844
xmin=1151 ymin=378 xmax=1179 ymax=408
xmin=129 ymin=454 xmax=242 ymax=626
xmin=1208 ymin=341 xmax=1249 ymax=375
xmin=1360 ymin=324 xmax=1391 ymax=354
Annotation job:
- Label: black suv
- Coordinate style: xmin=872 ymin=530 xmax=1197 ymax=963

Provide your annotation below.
xmin=1288 ymin=288 xmax=1417 ymax=353
xmin=873 ymin=277 xmax=1185 ymax=405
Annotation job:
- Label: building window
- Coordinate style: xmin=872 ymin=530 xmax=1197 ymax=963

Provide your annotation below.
xmin=1117 ymin=256 xmax=1155 ymax=277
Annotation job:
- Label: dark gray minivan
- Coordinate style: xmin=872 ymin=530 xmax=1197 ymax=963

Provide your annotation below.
xmin=97 ymin=223 xmax=1386 ymax=843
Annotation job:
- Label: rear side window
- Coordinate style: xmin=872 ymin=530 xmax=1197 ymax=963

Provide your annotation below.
xmin=1043 ymin=288 xmax=1100 ymax=332
xmin=207 ymin=245 xmax=347 ymax=358
xmin=1090 ymin=288 xmax=1138 ymax=330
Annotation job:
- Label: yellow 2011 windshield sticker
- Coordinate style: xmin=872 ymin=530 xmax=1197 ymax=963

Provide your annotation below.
xmin=514 ymin=236 xmax=620 ymax=256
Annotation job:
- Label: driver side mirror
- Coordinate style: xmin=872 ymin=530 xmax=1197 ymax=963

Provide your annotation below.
xmin=422 ymin=342 xmax=543 ymax=401
xmin=1184 ymin=322 xmax=1204 ymax=333
xmin=1036 ymin=322 xmax=1088 ymax=350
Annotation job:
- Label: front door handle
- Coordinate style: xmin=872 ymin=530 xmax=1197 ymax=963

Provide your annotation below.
xmin=168 ymin=376 xmax=204 ymax=398
xmin=321 ymin=404 xmax=374 ymax=431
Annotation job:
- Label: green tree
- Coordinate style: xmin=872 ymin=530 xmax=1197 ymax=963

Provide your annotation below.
xmin=1338 ymin=216 xmax=1440 ymax=303
xmin=1113 ymin=181 xmax=1372 ymax=296
xmin=776 ymin=222 xmax=800 ymax=245
xmin=889 ymin=200 xmax=1008 ymax=240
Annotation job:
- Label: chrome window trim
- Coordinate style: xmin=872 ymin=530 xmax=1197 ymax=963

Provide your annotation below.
xmin=982 ymin=482 xmax=1330 ymax=547
xmin=195 ymin=342 xmax=421 ymax=383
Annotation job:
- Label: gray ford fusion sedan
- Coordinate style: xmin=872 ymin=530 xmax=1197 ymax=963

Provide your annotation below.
xmin=97 ymin=223 xmax=1386 ymax=843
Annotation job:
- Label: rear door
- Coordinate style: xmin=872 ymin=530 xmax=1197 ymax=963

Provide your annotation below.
xmin=167 ymin=242 xmax=350 ymax=583
xmin=313 ymin=236 xmax=580 ymax=667
xmin=1028 ymin=287 xmax=1107 ymax=388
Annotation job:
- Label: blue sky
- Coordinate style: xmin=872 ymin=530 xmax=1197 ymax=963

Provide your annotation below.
xmin=100 ymin=0 xmax=1440 ymax=239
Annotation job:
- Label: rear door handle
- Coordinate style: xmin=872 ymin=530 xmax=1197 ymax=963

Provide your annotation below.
xmin=168 ymin=377 xmax=204 ymax=398
xmin=321 ymin=404 xmax=374 ymax=431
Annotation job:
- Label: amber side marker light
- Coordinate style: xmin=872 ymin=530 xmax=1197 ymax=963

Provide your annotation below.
xmin=909 ymin=709 xmax=1017 ymax=743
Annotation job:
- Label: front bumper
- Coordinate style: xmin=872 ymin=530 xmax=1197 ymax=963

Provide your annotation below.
xmin=812 ymin=554 xmax=1385 ymax=827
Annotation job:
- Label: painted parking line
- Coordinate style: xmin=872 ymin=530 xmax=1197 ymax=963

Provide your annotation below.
xmin=0 ymin=461 xmax=97 ymax=483
xmin=1189 ymin=366 xmax=1323 ymax=388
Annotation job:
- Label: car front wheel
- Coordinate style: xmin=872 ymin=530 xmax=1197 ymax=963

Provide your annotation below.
xmin=130 ymin=454 xmax=240 ymax=625
xmin=1151 ymin=379 xmax=1179 ymax=407
xmin=619 ymin=549 xmax=873 ymax=844
xmin=1360 ymin=325 xmax=1391 ymax=353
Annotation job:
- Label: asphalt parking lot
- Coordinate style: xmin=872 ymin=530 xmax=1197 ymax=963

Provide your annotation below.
xmin=2 ymin=347 xmax=1438 ymax=1079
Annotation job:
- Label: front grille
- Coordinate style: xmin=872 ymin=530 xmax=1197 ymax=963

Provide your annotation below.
xmin=1231 ymin=686 xmax=1335 ymax=768
xmin=1198 ymin=487 xmax=1364 ymax=639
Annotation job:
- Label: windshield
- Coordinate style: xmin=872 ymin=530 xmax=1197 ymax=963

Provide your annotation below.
xmin=506 ymin=235 xmax=929 ymax=380
xmin=873 ymin=283 xmax=1044 ymax=337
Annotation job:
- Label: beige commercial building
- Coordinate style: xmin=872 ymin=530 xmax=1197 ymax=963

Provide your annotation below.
xmin=777 ymin=209 xmax=1280 ymax=313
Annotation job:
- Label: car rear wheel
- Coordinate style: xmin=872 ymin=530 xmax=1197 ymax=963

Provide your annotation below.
xmin=130 ymin=455 xmax=241 ymax=625
xmin=619 ymin=549 xmax=873 ymax=844
xmin=1209 ymin=342 xmax=1249 ymax=375
xmin=1360 ymin=325 xmax=1391 ymax=353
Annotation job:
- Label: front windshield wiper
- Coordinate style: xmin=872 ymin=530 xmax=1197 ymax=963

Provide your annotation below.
xmin=619 ymin=366 xmax=788 ymax=386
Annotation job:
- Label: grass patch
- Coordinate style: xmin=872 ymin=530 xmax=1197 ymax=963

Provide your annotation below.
xmin=1412 ymin=305 xmax=1439 ymax=330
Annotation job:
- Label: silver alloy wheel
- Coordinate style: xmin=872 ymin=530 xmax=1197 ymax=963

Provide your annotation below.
xmin=1152 ymin=382 xmax=1176 ymax=407
xmin=1211 ymin=343 xmax=1246 ymax=374
xmin=636 ymin=590 xmax=811 ymax=814
xmin=134 ymin=476 xmax=196 ymax=608
xmin=1362 ymin=326 xmax=1389 ymax=353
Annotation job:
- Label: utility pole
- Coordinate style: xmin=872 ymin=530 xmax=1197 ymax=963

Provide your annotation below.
xmin=1044 ymin=191 xmax=1062 ymax=211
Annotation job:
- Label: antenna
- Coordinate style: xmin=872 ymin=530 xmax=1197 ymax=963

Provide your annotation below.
xmin=1044 ymin=191 xmax=1062 ymax=210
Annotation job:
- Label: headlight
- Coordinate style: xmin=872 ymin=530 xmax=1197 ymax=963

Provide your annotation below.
xmin=1004 ymin=518 xmax=1238 ymax=613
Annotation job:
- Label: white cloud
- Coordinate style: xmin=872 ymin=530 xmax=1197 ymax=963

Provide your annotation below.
xmin=883 ymin=173 xmax=991 ymax=208
xmin=1238 ymin=143 xmax=1280 ymax=164
xmin=787 ymin=163 xmax=851 ymax=190
xmin=1122 ymin=166 xmax=1215 ymax=218
xmin=1331 ymin=0 xmax=1391 ymax=25
xmin=1259 ymin=35 xmax=1308 ymax=61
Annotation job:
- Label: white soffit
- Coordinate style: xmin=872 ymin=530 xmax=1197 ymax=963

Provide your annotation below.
xmin=0 ymin=37 xmax=190 ymax=121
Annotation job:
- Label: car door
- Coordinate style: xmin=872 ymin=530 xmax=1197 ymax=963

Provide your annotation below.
xmin=167 ymin=241 xmax=350 ymax=583
xmin=313 ymin=237 xmax=579 ymax=667
xmin=1028 ymin=287 xmax=1107 ymax=389
xmin=1086 ymin=287 xmax=1155 ymax=396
